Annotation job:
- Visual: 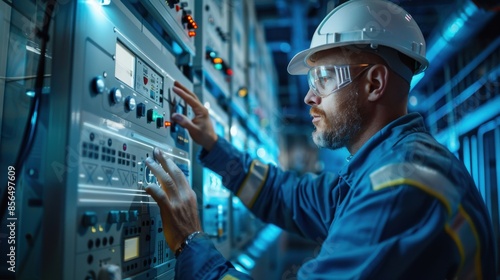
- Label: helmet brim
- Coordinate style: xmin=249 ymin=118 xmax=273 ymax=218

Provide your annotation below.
xmin=287 ymin=41 xmax=429 ymax=76
xmin=287 ymin=43 xmax=351 ymax=75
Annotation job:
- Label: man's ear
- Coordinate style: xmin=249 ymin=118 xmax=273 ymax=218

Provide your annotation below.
xmin=365 ymin=64 xmax=389 ymax=101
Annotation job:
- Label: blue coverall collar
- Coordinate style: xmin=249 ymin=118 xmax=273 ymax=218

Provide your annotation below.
xmin=338 ymin=113 xmax=428 ymax=188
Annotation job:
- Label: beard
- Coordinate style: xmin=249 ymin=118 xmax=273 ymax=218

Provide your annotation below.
xmin=311 ymin=90 xmax=363 ymax=150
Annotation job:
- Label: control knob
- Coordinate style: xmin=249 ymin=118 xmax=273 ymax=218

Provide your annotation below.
xmin=91 ymin=76 xmax=105 ymax=95
xmin=109 ymin=88 xmax=122 ymax=105
xmin=125 ymin=96 xmax=136 ymax=111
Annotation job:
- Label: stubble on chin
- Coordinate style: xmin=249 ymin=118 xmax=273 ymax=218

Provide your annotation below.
xmin=311 ymin=91 xmax=363 ymax=150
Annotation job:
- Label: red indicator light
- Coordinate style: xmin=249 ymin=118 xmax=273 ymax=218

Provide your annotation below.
xmin=226 ymin=68 xmax=233 ymax=76
xmin=175 ymin=5 xmax=181 ymax=12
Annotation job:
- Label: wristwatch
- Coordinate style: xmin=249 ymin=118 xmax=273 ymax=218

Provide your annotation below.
xmin=175 ymin=231 xmax=203 ymax=258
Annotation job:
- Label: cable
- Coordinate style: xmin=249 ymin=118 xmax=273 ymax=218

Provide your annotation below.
xmin=0 ymin=0 xmax=57 ymax=227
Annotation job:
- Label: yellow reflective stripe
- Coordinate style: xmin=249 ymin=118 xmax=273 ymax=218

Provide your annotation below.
xmin=373 ymin=177 xmax=454 ymax=214
xmin=222 ymin=275 xmax=240 ymax=280
xmin=370 ymin=163 xmax=460 ymax=214
xmin=451 ymin=206 xmax=482 ymax=280
xmin=236 ymin=160 xmax=269 ymax=208
xmin=370 ymin=163 xmax=482 ymax=279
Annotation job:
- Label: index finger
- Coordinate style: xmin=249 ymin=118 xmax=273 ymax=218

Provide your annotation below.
xmin=172 ymin=81 xmax=204 ymax=112
xmin=154 ymin=148 xmax=190 ymax=192
xmin=174 ymin=81 xmax=198 ymax=99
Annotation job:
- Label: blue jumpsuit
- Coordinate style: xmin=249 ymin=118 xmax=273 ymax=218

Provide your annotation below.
xmin=175 ymin=113 xmax=497 ymax=279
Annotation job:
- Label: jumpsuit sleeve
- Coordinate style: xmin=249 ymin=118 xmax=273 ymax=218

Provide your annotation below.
xmin=199 ymin=137 xmax=342 ymax=239
xmin=296 ymin=184 xmax=451 ymax=279
xmin=175 ymin=234 xmax=252 ymax=280
xmin=174 ymin=137 xmax=343 ymax=279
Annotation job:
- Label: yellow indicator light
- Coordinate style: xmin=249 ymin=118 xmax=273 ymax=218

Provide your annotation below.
xmin=238 ymin=87 xmax=248 ymax=97
xmin=99 ymin=225 xmax=104 ymax=232
xmin=164 ymin=121 xmax=171 ymax=127
xmin=213 ymin=58 xmax=223 ymax=64
xmin=91 ymin=226 xmax=96 ymax=233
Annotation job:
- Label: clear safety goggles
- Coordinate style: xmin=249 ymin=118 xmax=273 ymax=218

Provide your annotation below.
xmin=307 ymin=64 xmax=373 ymax=98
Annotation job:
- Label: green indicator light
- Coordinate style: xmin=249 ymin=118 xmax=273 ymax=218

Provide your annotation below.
xmin=214 ymin=64 xmax=223 ymax=70
xmin=152 ymin=111 xmax=162 ymax=121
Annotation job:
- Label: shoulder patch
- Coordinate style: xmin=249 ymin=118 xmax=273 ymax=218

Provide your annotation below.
xmin=369 ymin=162 xmax=460 ymax=215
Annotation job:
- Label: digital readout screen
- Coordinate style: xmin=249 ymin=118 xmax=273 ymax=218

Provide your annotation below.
xmin=115 ymin=42 xmax=135 ymax=88
xmin=123 ymin=236 xmax=139 ymax=262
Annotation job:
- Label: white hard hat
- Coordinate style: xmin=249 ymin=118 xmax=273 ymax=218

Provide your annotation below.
xmin=287 ymin=0 xmax=429 ymax=78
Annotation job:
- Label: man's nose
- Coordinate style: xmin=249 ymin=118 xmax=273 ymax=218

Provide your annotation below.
xmin=304 ymin=89 xmax=320 ymax=106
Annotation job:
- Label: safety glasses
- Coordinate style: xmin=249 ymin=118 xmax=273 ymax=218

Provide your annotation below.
xmin=307 ymin=64 xmax=373 ymax=98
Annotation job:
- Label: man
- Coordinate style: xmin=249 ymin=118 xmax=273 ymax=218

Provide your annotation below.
xmin=145 ymin=0 xmax=497 ymax=279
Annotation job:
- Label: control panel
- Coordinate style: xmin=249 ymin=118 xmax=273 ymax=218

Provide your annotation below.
xmin=137 ymin=0 xmax=198 ymax=55
xmin=2 ymin=0 xmax=281 ymax=279
xmin=230 ymin=0 xmax=249 ymax=117
xmin=195 ymin=0 xmax=232 ymax=97
xmin=35 ymin=1 xmax=193 ymax=279
xmin=201 ymin=90 xmax=232 ymax=257
xmin=75 ymin=118 xmax=190 ymax=279
xmin=73 ymin=2 xmax=194 ymax=278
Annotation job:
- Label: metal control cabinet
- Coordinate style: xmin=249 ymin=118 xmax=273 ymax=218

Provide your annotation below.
xmin=4 ymin=1 xmax=195 ymax=279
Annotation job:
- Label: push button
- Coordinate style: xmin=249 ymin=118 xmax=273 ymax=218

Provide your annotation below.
xmin=108 ymin=210 xmax=120 ymax=224
xmin=82 ymin=212 xmax=98 ymax=227
xmin=137 ymin=103 xmax=146 ymax=118
xmin=147 ymin=109 xmax=155 ymax=123
xmin=156 ymin=117 xmax=164 ymax=128
xmin=120 ymin=210 xmax=129 ymax=223
xmin=130 ymin=210 xmax=139 ymax=221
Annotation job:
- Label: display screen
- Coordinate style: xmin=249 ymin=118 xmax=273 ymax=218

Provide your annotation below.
xmin=135 ymin=58 xmax=163 ymax=105
xmin=123 ymin=237 xmax=139 ymax=261
xmin=115 ymin=42 xmax=135 ymax=88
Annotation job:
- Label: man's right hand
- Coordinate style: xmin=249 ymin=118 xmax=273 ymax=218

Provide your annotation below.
xmin=172 ymin=81 xmax=218 ymax=151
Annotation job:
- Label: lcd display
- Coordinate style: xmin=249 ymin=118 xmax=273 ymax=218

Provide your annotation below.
xmin=123 ymin=236 xmax=139 ymax=261
xmin=135 ymin=58 xmax=163 ymax=105
xmin=115 ymin=42 xmax=135 ymax=88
